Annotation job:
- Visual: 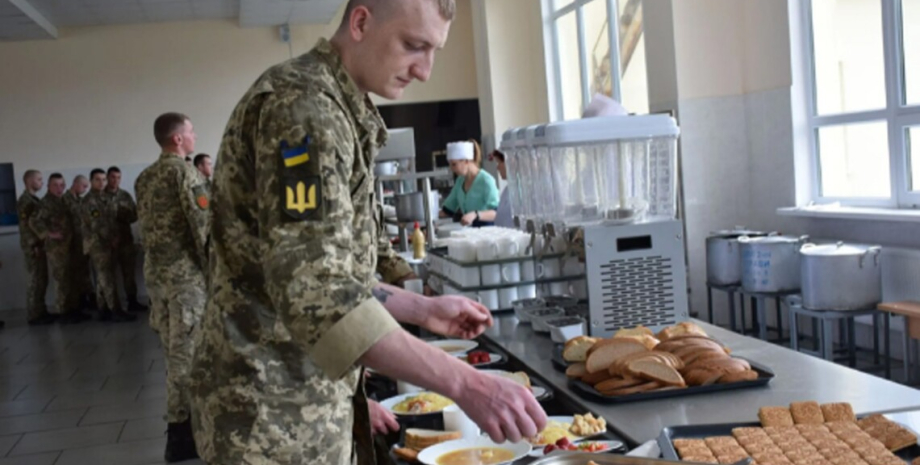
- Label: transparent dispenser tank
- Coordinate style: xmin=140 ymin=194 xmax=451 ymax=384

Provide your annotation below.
xmin=510 ymin=127 xmax=534 ymax=226
xmin=526 ymin=124 xmax=559 ymax=226
xmin=500 ymin=130 xmax=521 ymax=223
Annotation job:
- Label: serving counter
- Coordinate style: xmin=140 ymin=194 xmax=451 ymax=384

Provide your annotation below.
xmin=479 ymin=315 xmax=920 ymax=446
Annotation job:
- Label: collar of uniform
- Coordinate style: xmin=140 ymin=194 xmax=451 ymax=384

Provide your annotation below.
xmin=159 ymin=152 xmax=183 ymax=161
xmin=310 ymin=38 xmax=389 ymax=147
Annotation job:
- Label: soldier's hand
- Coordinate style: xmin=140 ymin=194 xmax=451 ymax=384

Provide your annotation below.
xmin=456 ymin=372 xmax=546 ymax=443
xmin=422 ymin=295 xmax=492 ymax=339
xmin=368 ymin=400 xmax=399 ymax=435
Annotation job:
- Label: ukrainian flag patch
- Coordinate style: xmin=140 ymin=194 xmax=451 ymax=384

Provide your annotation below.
xmin=281 ymin=136 xmax=311 ymax=168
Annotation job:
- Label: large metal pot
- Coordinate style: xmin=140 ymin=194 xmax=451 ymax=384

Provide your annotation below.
xmin=800 ymin=242 xmax=882 ymax=310
xmin=395 ymin=192 xmax=426 ymax=223
xmin=739 ymin=235 xmax=808 ymax=293
xmin=705 ymin=227 xmax=769 ymax=285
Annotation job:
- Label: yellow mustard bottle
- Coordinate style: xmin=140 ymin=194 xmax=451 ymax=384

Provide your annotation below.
xmin=412 ymin=221 xmax=426 ymax=259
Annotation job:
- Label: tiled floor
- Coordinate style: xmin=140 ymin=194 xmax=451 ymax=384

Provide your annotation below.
xmin=0 ymin=309 xmax=205 ymax=465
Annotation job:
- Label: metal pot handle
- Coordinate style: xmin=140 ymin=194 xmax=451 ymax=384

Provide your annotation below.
xmin=767 ymin=231 xmax=780 ymax=237
xmin=865 ymin=246 xmax=882 ymax=267
xmin=737 ymin=235 xmax=751 ymax=243
xmin=799 ymin=235 xmax=810 ymax=243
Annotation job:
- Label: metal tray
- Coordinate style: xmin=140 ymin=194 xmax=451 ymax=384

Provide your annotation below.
xmin=530 ymin=453 xmax=685 ymax=465
xmin=552 ymin=344 xmax=570 ymax=372
xmin=568 ymin=358 xmax=774 ymax=404
xmin=657 ymin=414 xmax=920 ymax=464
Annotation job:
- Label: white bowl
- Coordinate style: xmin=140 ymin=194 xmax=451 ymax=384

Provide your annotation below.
xmin=545 ymin=316 xmax=587 ymax=343
xmin=416 ymin=436 xmax=532 ymax=465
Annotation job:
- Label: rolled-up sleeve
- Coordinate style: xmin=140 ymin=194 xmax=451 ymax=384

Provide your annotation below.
xmin=256 ymin=92 xmax=399 ymax=380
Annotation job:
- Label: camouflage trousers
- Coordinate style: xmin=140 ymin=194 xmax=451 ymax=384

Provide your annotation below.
xmin=22 ymin=248 xmax=49 ymax=321
xmin=116 ymin=242 xmax=138 ymax=302
xmin=70 ymin=244 xmax=94 ymax=301
xmin=47 ymin=246 xmax=78 ymax=314
xmin=89 ymin=248 xmax=120 ymax=312
xmin=149 ymin=281 xmax=205 ymax=423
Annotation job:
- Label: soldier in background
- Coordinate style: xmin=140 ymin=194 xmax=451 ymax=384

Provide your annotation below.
xmin=136 ymin=113 xmax=210 ymax=462
xmin=64 ymin=175 xmax=95 ymax=309
xmin=84 ymin=168 xmax=136 ymax=323
xmin=192 ymin=153 xmax=212 ymax=187
xmin=17 ymin=170 xmax=54 ymax=326
xmin=32 ymin=173 xmax=90 ymax=324
xmin=104 ymin=166 xmax=147 ymax=312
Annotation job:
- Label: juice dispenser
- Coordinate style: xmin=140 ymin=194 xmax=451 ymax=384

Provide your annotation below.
xmin=499 ymin=130 xmax=520 ymax=225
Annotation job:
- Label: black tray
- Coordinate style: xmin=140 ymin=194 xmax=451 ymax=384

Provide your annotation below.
xmin=657 ymin=414 xmax=920 ymax=464
xmin=568 ymin=358 xmax=775 ymax=404
xmin=552 ymin=344 xmax=569 ymax=372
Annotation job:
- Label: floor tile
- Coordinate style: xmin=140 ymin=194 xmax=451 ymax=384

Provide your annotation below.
xmin=0 ymin=409 xmax=86 ymax=436
xmin=149 ymin=358 xmax=165 ymax=373
xmin=0 ymin=434 xmax=21 ymax=456
xmin=44 ymin=389 xmax=141 ymax=412
xmin=100 ymin=371 xmax=166 ymax=391
xmin=80 ymin=398 xmax=165 ymax=426
xmin=9 ymin=422 xmax=124 ymax=456
xmin=0 ymin=385 xmax=25 ymax=402
xmin=13 ymin=378 xmax=106 ymax=401
xmin=119 ymin=417 xmax=166 ymax=442
xmin=0 ymin=398 xmax=51 ymax=418
xmin=137 ymin=384 xmax=167 ymax=400
xmin=55 ymin=437 xmax=166 ymax=465
xmin=0 ymin=452 xmax=60 ymax=465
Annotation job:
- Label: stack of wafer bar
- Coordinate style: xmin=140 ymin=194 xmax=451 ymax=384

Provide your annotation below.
xmin=672 ymin=402 xmax=918 ymax=465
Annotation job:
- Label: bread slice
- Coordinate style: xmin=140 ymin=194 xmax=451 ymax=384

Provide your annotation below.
xmin=614 ymin=334 xmax=660 ymax=350
xmin=790 ymin=401 xmax=824 ymax=425
xmin=405 ymin=429 xmax=463 ymax=451
xmin=608 ymin=350 xmax=654 ymax=376
xmin=758 ymin=407 xmax=795 ymax=427
xmin=563 ymin=336 xmax=598 ymax=362
xmin=581 ymin=369 xmax=616 ymax=385
xmin=657 ymin=322 xmax=708 ymax=341
xmin=626 ymin=360 xmax=687 ymax=387
xmin=682 ymin=348 xmax=730 ymax=365
xmin=565 ymin=362 xmax=587 ymax=379
xmin=585 ymin=339 xmax=647 ymax=373
xmin=684 ymin=357 xmax=750 ymax=375
xmin=393 ymin=447 xmax=419 ymax=462
xmin=614 ymin=326 xmax=655 ymax=338
xmin=718 ymin=370 xmax=758 ymax=384
xmin=599 ymin=380 xmax=662 ymax=397
xmin=594 ymin=376 xmax=644 ymax=391
xmin=683 ymin=369 xmax=723 ymax=386
xmin=496 ymin=371 xmax=531 ymax=388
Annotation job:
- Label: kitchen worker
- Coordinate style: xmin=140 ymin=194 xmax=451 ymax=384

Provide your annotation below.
xmin=83 ymin=168 xmax=136 ymax=323
xmin=64 ymin=174 xmax=95 ymax=310
xmin=136 ymin=112 xmax=210 ymax=463
xmin=17 ymin=169 xmax=54 ymax=326
xmin=489 ymin=149 xmax=514 ymax=228
xmin=439 ymin=140 xmax=500 ymax=227
xmin=104 ymin=166 xmax=147 ymax=313
xmin=188 ymin=0 xmax=547 ymax=464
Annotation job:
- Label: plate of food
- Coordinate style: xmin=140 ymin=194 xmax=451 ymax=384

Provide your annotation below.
xmin=527 ymin=438 xmax=624 ymax=458
xmin=527 ymin=414 xmax=608 ymax=447
xmin=458 ymin=351 xmax=503 ymax=367
xmin=429 ymin=339 xmax=479 ymax=356
xmin=416 ymin=436 xmax=532 ymax=465
xmin=380 ymin=392 xmax=455 ymax=416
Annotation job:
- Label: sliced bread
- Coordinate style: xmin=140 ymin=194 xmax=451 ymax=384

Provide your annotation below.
xmin=594 ymin=376 xmax=644 ymax=392
xmin=683 ymin=369 xmax=723 ymax=386
xmin=717 ymin=369 xmax=758 ymax=384
xmin=585 ymin=340 xmax=647 ymax=374
xmin=581 ymin=369 xmax=616 ymax=385
xmin=598 ymin=380 xmax=662 ymax=397
xmin=684 ymin=357 xmax=750 ymax=374
xmin=563 ymin=336 xmax=599 ymax=362
xmin=614 ymin=326 xmax=655 ymax=338
xmin=626 ymin=360 xmax=687 ymax=387
xmin=614 ymin=334 xmax=660 ymax=350
xmin=565 ymin=362 xmax=588 ymax=379
xmin=657 ymin=322 xmax=708 ymax=341
xmin=405 ymin=429 xmax=463 ymax=451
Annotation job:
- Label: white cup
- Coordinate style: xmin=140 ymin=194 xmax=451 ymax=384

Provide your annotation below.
xmin=499 ymin=287 xmax=519 ymax=309
xmin=515 ymin=234 xmax=531 ymax=256
xmin=541 ymin=259 xmax=561 ymax=278
xmin=481 ymin=264 xmax=502 ymax=286
xmin=550 ymin=281 xmax=570 ymax=296
xmin=456 ymin=266 xmax=480 ymax=287
xmin=443 ymin=405 xmax=481 ymax=439
xmin=463 ymin=292 xmax=480 ymax=302
xmin=444 ymin=284 xmax=461 ymax=295
xmin=449 ymin=239 xmax=477 ymax=263
xmin=479 ymin=289 xmax=500 ymax=310
xmin=496 ymin=237 xmax=520 ymax=259
xmin=550 ymin=237 xmax=567 ymax=253
xmin=476 ymin=240 xmax=500 ymax=261
xmin=562 ymin=259 xmax=584 ymax=277
xmin=404 ymin=279 xmax=424 ymax=294
xmin=521 ymin=260 xmax=544 ymax=282
xmin=518 ymin=284 xmax=538 ymax=299
xmin=501 ymin=262 xmax=521 ymax=284
xmin=397 ymin=379 xmax=423 ymax=394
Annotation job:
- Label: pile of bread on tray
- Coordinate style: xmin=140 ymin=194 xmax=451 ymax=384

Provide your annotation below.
xmin=674 ymin=401 xmax=918 ymax=465
xmin=562 ymin=321 xmax=760 ymax=397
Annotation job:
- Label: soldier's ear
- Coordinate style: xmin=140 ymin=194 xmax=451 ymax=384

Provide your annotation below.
xmin=347 ymin=5 xmax=371 ymax=41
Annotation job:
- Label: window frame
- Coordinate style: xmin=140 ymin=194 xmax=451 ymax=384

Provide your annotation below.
xmin=543 ymin=0 xmax=623 ymax=121
xmin=801 ymin=0 xmax=920 ymax=208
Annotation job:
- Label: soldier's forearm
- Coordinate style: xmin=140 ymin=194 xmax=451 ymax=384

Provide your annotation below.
xmin=371 ymin=283 xmax=432 ymax=326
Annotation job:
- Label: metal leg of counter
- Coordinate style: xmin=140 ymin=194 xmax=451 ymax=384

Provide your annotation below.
xmin=788 ymin=304 xmax=891 ymax=378
xmin=873 ymin=313 xmax=881 ymax=365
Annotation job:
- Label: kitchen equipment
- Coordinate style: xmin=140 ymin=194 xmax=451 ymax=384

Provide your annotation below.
xmin=499 ymin=287 xmax=519 ymax=309
xmin=512 ymin=297 xmax=544 ymax=322
xmin=481 ymin=264 xmax=501 ymax=286
xmin=374 ymin=161 xmax=398 ymax=176
xmin=479 ymin=289 xmax=499 ymax=310
xmin=529 ymin=307 xmax=566 ymax=332
xmin=395 ymin=192 xmax=426 ymax=223
xmin=530 ymin=453 xmax=699 ymax=465
xmin=501 ymin=262 xmax=521 ymax=284
xmin=739 ymin=235 xmax=808 ymax=293
xmin=800 ymin=242 xmax=882 ymax=310
xmin=518 ymin=284 xmax=538 ymax=299
xmin=706 ymin=228 xmax=769 ymax=286
xmin=546 ymin=316 xmax=587 ymax=343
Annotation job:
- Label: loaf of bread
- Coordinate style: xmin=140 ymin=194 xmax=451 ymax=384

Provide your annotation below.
xmin=585 ymin=339 xmax=647 ymax=374
xmin=405 ymin=429 xmax=463 ymax=451
xmin=563 ymin=336 xmax=599 ymax=362
xmin=626 ymin=360 xmax=687 ymax=387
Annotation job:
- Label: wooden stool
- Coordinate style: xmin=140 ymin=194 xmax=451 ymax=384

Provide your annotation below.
xmin=877 ymin=301 xmax=920 ymax=384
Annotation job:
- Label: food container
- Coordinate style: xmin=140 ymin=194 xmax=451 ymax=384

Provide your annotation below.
xmin=531 ymin=453 xmax=687 ymax=465
xmin=546 ymin=316 xmax=588 ymax=343
xmin=513 ymin=298 xmax=546 ymax=323
xmin=739 ymin=235 xmax=808 ymax=293
xmin=543 ymin=295 xmax=580 ymax=309
xmin=705 ymin=228 xmax=769 ymax=286
xmin=800 ymin=242 xmax=882 ymax=311
xmin=528 ymin=307 xmax=566 ymax=332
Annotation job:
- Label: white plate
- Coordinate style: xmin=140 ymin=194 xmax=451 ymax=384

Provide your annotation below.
xmin=378 ymin=392 xmax=454 ymax=416
xmin=428 ymin=339 xmax=478 ymax=355
xmin=457 ymin=352 xmax=504 ymax=367
xmin=527 ymin=439 xmax=624 ymax=458
xmin=416 ymin=436 xmax=531 ymax=465
xmin=526 ymin=416 xmax=606 ymax=446
xmin=478 ymin=370 xmax=549 ymax=400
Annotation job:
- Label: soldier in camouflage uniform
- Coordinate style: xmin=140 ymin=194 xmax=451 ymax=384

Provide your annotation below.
xmin=31 ymin=173 xmax=90 ymax=324
xmin=190 ymin=2 xmax=545 ymax=464
xmin=83 ymin=169 xmax=137 ymax=323
xmin=105 ymin=166 xmax=147 ymax=312
xmin=63 ymin=175 xmax=95 ymax=309
xmin=136 ymin=113 xmax=210 ymax=463
xmin=17 ymin=170 xmax=54 ymax=326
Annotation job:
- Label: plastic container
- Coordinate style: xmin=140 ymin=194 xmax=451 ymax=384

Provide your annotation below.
xmin=526 ymin=124 xmax=558 ymax=225
xmin=511 ymin=127 xmax=534 ymax=225
xmin=500 ymin=130 xmax=520 ymax=225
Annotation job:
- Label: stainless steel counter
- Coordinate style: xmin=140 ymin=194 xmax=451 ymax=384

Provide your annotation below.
xmin=481 ymin=315 xmax=920 ymax=446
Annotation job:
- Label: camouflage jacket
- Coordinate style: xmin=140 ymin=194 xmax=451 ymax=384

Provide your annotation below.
xmin=375 ymin=202 xmax=414 ymax=284
xmin=62 ymin=191 xmax=85 ymax=253
xmin=31 ymin=194 xmax=76 ymax=255
xmin=105 ymin=188 xmax=137 ymax=244
xmin=190 ymin=38 xmax=401 ymax=463
xmin=17 ymin=191 xmax=43 ymax=251
xmin=135 ymin=152 xmax=210 ymax=286
xmin=82 ymin=190 xmax=119 ymax=253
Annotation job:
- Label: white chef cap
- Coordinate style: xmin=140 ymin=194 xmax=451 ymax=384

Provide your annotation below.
xmin=446 ymin=141 xmax=474 ymax=161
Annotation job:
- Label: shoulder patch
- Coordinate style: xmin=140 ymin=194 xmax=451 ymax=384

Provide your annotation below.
xmin=282 ymin=174 xmax=322 ymax=221
xmin=281 ymin=136 xmax=311 ymax=168
xmin=192 ymin=185 xmax=209 ymax=210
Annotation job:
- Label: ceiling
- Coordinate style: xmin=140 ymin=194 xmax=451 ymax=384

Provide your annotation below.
xmin=0 ymin=0 xmax=346 ymax=41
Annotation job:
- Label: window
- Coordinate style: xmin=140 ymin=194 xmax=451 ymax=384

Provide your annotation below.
xmin=543 ymin=0 xmax=649 ymax=121
xmin=802 ymin=0 xmax=920 ymax=207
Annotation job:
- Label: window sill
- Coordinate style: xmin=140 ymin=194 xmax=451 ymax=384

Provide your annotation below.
xmin=777 ymin=206 xmax=920 ymax=223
